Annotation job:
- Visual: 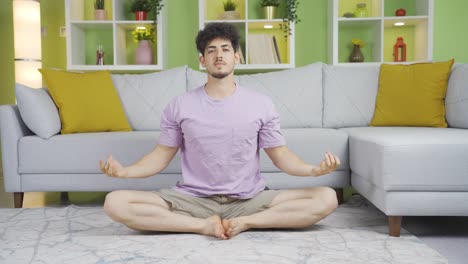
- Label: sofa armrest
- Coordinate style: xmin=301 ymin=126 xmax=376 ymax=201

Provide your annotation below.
xmin=0 ymin=105 xmax=33 ymax=192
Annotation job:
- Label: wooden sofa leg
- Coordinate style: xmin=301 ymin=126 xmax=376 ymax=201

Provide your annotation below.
xmin=14 ymin=192 xmax=24 ymax=208
xmin=60 ymin=192 xmax=70 ymax=205
xmin=388 ymin=216 xmax=402 ymax=237
xmin=334 ymin=188 xmax=344 ymax=204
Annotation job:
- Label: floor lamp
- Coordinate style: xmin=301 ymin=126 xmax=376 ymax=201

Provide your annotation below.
xmin=13 ymin=0 xmax=42 ymax=89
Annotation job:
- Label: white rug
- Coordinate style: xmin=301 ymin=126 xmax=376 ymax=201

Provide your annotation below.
xmin=0 ymin=196 xmax=447 ymax=264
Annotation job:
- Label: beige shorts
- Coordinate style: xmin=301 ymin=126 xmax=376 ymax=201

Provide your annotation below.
xmin=154 ymin=188 xmax=282 ymax=219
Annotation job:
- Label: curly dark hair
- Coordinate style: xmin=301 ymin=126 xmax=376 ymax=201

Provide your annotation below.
xmin=195 ymin=23 xmax=240 ymax=55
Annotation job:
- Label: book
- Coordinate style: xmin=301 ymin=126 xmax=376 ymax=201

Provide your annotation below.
xmin=248 ymin=34 xmax=279 ymax=64
xmin=238 ymin=45 xmax=245 ymax=64
xmin=272 ymin=36 xmax=281 ymax=64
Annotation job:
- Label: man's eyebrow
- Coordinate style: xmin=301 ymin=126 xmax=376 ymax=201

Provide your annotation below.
xmin=206 ymin=44 xmax=232 ymax=49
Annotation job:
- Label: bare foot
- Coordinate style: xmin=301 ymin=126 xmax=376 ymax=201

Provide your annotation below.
xmin=202 ymin=215 xmax=227 ymax=240
xmin=222 ymin=217 xmax=249 ymax=238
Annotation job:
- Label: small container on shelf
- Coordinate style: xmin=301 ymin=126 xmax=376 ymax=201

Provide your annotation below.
xmin=354 ymin=3 xmax=369 ymax=18
xmin=96 ymin=45 xmax=105 ymax=65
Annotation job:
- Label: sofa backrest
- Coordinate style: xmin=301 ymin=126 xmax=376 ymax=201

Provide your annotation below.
xmin=111 ymin=62 xmax=468 ymax=132
xmin=322 ymin=64 xmax=380 ymax=128
xmin=186 ymin=63 xmax=324 ymax=128
xmin=445 ymin=63 xmax=468 ymax=129
xmin=111 ymin=66 xmax=187 ymax=131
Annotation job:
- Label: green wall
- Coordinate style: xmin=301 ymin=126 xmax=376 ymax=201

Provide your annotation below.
xmin=1 ymin=0 xmax=468 ymax=176
xmin=2 ymin=0 xmax=467 ymax=103
xmin=433 ymin=0 xmax=468 ymax=62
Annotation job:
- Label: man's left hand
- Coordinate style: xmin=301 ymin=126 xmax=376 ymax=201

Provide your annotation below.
xmin=312 ymin=151 xmax=341 ymax=176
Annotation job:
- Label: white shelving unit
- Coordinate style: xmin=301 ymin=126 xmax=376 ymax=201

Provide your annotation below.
xmin=328 ymin=0 xmax=433 ymax=65
xmin=65 ymin=0 xmax=167 ymax=71
xmin=198 ymin=0 xmax=295 ymax=70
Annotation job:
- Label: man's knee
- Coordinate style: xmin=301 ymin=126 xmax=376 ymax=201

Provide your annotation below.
xmin=104 ymin=190 xmax=130 ymax=222
xmin=312 ymin=187 xmax=338 ymax=216
xmin=309 ymin=187 xmax=338 ymax=216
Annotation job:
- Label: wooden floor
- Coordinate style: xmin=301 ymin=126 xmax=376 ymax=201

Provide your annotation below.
xmin=0 ymin=178 xmax=107 ymax=208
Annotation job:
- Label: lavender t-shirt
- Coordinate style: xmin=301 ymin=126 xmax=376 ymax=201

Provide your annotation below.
xmin=158 ymin=84 xmax=286 ymax=199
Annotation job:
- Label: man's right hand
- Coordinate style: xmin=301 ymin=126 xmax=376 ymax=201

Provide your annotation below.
xmin=99 ymin=155 xmax=129 ymax=178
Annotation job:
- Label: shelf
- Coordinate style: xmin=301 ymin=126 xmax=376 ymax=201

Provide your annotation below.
xmin=65 ymin=0 xmax=167 ymax=71
xmin=199 ymin=0 xmax=295 ymax=70
xmin=329 ymin=0 xmax=433 ymax=65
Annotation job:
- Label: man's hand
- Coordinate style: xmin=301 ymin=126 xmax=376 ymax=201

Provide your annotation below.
xmin=99 ymin=155 xmax=129 ymax=178
xmin=312 ymin=151 xmax=341 ymax=176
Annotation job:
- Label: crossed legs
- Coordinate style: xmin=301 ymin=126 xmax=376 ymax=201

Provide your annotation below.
xmin=104 ymin=187 xmax=338 ymax=239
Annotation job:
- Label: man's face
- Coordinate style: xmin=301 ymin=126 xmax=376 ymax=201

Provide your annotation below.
xmin=200 ymin=38 xmax=240 ymax=79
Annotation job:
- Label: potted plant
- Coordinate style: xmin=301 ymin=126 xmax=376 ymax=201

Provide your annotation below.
xmin=94 ymin=0 xmax=106 ymax=20
xmin=349 ymin=38 xmax=365 ymax=62
xmin=132 ymin=26 xmax=155 ymax=64
xmin=129 ymin=0 xmax=164 ymax=23
xmin=279 ymin=0 xmax=300 ymax=39
xmin=219 ymin=0 xmax=240 ymax=20
xmin=260 ymin=0 xmax=280 ymax=19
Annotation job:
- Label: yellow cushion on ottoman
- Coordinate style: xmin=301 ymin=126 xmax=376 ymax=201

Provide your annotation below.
xmin=370 ymin=59 xmax=454 ymax=128
xmin=39 ymin=69 xmax=131 ymax=134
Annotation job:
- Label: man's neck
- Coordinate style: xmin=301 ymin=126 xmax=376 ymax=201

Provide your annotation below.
xmin=204 ymin=75 xmax=237 ymax=99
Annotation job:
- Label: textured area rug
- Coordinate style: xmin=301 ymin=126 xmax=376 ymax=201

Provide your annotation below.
xmin=0 ymin=196 xmax=447 ymax=264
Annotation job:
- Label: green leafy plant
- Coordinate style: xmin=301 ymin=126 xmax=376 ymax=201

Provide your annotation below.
xmin=131 ymin=26 xmax=155 ymax=42
xmin=260 ymin=0 xmax=280 ymax=7
xmin=129 ymin=0 xmax=164 ymax=23
xmin=223 ymin=0 xmax=238 ymax=11
xmin=94 ymin=0 xmax=105 ymax=10
xmin=130 ymin=0 xmax=152 ymax=12
xmin=279 ymin=0 xmax=300 ymax=39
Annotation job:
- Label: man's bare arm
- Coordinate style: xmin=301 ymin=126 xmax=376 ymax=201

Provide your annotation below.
xmin=264 ymin=146 xmax=340 ymax=177
xmin=99 ymin=144 xmax=179 ymax=178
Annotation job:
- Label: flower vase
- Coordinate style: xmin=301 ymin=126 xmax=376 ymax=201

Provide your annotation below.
xmin=135 ymin=40 xmax=153 ymax=65
xmin=135 ymin=11 xmax=147 ymax=21
xmin=262 ymin=6 xmax=277 ymax=19
xmin=349 ymin=45 xmax=364 ymax=63
xmin=94 ymin=9 xmax=107 ymax=20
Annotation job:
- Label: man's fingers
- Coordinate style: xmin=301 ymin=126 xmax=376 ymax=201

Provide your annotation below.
xmin=99 ymin=160 xmax=106 ymax=174
xmin=325 ymin=152 xmax=332 ymax=167
xmin=105 ymin=155 xmax=113 ymax=172
xmin=330 ymin=154 xmax=339 ymax=169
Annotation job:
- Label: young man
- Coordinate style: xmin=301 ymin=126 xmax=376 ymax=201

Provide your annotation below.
xmin=100 ymin=23 xmax=340 ymax=240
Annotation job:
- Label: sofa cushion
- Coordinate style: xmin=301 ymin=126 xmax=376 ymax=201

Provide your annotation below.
xmin=15 ymin=84 xmax=61 ymax=139
xmin=323 ymin=64 xmax=380 ymax=128
xmin=370 ymin=60 xmax=454 ymax=127
xmin=238 ymin=63 xmax=323 ymax=128
xmin=18 ymin=131 xmax=181 ymax=174
xmin=341 ymin=127 xmax=468 ymax=191
xmin=446 ymin=63 xmax=468 ymax=128
xmin=111 ymin=66 xmax=187 ymax=131
xmin=186 ymin=67 xmax=241 ymax=90
xmin=260 ymin=128 xmax=349 ymax=172
xmin=39 ymin=69 xmax=132 ymax=134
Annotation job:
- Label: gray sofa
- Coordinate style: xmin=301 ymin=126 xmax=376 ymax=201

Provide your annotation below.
xmin=1 ymin=62 xmax=468 ymax=237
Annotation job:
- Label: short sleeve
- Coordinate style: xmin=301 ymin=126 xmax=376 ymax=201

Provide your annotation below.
xmin=258 ymin=98 xmax=286 ymax=148
xmin=159 ymin=98 xmax=183 ymax=147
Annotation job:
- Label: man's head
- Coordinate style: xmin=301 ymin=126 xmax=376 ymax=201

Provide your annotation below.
xmin=196 ymin=23 xmax=241 ymax=79
xmin=196 ymin=23 xmax=240 ymax=55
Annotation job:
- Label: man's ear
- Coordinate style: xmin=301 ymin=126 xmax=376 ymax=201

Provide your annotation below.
xmin=234 ymin=51 xmax=240 ymax=64
xmin=199 ymin=55 xmax=205 ymax=67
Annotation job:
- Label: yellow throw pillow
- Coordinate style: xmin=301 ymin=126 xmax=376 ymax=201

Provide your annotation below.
xmin=370 ymin=59 xmax=454 ymax=128
xmin=39 ymin=69 xmax=131 ymax=134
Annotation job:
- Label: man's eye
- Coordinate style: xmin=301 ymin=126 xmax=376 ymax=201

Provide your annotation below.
xmin=207 ymin=50 xmax=214 ymax=53
xmin=223 ymin=49 xmax=229 ymax=52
